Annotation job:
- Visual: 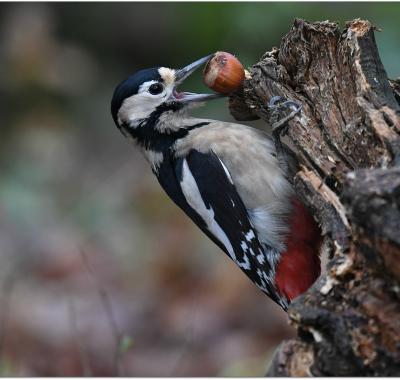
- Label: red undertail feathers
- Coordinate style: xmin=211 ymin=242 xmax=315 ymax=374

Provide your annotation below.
xmin=275 ymin=197 xmax=322 ymax=301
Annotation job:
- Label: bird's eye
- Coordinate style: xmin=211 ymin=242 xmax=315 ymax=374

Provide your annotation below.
xmin=148 ymin=83 xmax=164 ymax=95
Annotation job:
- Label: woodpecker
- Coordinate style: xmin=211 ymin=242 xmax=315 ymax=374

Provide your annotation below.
xmin=111 ymin=55 xmax=321 ymax=310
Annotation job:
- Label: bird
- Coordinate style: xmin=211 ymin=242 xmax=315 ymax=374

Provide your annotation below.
xmin=111 ymin=54 xmax=322 ymax=310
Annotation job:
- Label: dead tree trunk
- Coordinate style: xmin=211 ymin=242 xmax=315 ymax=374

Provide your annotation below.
xmin=229 ymin=19 xmax=400 ymax=376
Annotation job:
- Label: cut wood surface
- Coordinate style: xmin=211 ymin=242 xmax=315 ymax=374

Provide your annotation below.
xmin=229 ymin=18 xmax=400 ymax=376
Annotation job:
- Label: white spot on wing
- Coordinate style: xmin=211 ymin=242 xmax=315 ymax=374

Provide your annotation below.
xmin=256 ymin=252 xmax=265 ymax=264
xmin=180 ymin=159 xmax=250 ymax=270
xmin=245 ymin=230 xmax=255 ymax=242
xmin=239 ymin=254 xmax=251 ymax=270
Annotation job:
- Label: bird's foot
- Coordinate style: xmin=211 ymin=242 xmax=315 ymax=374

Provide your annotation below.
xmin=268 ymin=96 xmax=302 ymax=138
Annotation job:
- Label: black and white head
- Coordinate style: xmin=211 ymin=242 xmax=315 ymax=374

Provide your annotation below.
xmin=111 ymin=55 xmax=223 ymax=144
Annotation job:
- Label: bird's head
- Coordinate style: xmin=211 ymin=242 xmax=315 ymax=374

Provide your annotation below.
xmin=111 ymin=55 xmax=223 ymax=134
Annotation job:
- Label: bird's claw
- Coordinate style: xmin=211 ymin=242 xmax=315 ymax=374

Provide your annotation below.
xmin=267 ymin=96 xmax=302 ymax=137
xmin=268 ymin=96 xmax=284 ymax=108
xmin=268 ymin=96 xmax=301 ymax=112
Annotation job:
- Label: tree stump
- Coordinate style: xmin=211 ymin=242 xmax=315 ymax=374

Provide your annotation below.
xmin=229 ymin=18 xmax=400 ymax=376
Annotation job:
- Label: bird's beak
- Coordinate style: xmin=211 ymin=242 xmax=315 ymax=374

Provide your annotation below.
xmin=173 ymin=55 xmax=226 ymax=103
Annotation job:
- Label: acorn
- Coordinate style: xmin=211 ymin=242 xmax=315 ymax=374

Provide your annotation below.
xmin=203 ymin=52 xmax=245 ymax=94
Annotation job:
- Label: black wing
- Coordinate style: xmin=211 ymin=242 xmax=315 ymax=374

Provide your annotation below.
xmin=155 ymin=149 xmax=286 ymax=309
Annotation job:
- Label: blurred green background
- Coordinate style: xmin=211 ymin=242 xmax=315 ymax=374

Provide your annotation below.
xmin=0 ymin=2 xmax=399 ymax=376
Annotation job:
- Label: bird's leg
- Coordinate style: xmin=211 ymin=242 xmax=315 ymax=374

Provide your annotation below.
xmin=268 ymin=96 xmax=302 ymax=138
xmin=266 ymin=96 xmax=302 ymax=173
xmin=267 ymin=96 xmax=302 ymax=151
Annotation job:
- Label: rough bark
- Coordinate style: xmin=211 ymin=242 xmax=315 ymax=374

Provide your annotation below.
xmin=229 ymin=19 xmax=400 ymax=376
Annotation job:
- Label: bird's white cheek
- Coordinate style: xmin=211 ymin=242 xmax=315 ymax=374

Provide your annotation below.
xmin=118 ymin=94 xmax=165 ymax=124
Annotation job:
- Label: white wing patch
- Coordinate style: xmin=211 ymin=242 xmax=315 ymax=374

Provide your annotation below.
xmin=180 ymin=159 xmax=251 ymax=270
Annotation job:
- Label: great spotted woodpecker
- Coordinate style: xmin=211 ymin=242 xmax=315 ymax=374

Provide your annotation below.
xmin=111 ymin=55 xmax=321 ymax=310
